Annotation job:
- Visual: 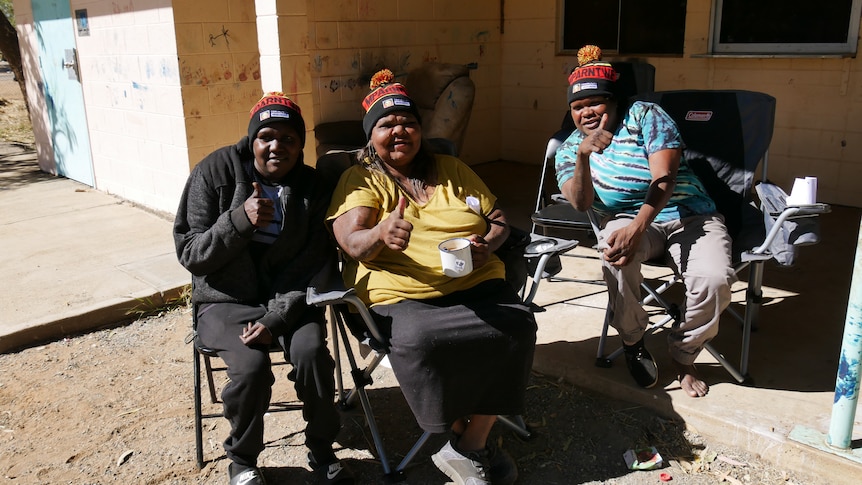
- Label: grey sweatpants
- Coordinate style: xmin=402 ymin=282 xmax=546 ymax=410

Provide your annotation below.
xmin=599 ymin=213 xmax=735 ymax=364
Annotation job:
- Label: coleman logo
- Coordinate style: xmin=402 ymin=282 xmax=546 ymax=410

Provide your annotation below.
xmin=685 ymin=110 xmax=712 ymax=121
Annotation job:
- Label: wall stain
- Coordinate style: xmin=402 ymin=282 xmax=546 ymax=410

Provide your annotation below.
xmin=112 ymin=1 xmax=134 ymax=14
xmin=473 ymin=31 xmax=490 ymax=42
xmin=313 ymin=55 xmax=326 ymax=72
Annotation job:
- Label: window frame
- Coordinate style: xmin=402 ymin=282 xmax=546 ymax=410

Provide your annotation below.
xmin=710 ymin=0 xmax=862 ymax=56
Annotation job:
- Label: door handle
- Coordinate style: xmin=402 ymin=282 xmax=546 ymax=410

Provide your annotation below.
xmin=63 ymin=48 xmax=80 ymax=81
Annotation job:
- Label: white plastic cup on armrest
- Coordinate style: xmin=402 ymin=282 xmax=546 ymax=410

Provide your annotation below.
xmin=786 ymin=176 xmax=817 ymax=205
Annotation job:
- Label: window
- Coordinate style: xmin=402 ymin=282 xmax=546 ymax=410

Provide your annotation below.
xmin=560 ymin=0 xmax=687 ymax=56
xmin=712 ymin=0 xmax=862 ymax=55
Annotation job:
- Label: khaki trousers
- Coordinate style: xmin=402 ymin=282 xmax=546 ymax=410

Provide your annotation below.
xmin=598 ymin=213 xmax=735 ymax=364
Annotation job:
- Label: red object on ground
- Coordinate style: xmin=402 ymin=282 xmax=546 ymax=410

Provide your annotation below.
xmin=659 ymin=472 xmax=672 ymax=481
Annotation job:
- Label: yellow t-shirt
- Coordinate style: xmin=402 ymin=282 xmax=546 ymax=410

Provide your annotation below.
xmin=327 ymin=154 xmax=506 ymax=306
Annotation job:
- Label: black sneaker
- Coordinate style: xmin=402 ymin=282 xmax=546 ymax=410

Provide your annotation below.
xmin=307 ymin=452 xmax=355 ymax=485
xmin=623 ymin=339 xmax=659 ymax=388
xmin=487 ymin=441 xmax=518 ymax=485
xmin=228 ymin=463 xmax=267 ymax=485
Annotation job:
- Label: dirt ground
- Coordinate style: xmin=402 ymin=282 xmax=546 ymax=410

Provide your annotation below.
xmin=0 ymin=305 xmax=825 ymax=485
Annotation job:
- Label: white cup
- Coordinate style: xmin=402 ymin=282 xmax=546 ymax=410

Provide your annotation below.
xmin=438 ymin=237 xmax=473 ymax=277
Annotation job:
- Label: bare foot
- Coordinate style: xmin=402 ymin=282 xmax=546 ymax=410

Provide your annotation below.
xmin=674 ymin=361 xmax=709 ymax=397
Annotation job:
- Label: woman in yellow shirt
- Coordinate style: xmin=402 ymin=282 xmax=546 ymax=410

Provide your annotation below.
xmin=327 ymin=70 xmax=536 ymax=485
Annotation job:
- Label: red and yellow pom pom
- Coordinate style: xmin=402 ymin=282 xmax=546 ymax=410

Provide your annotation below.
xmin=370 ymin=69 xmax=395 ymax=89
xmin=577 ymin=45 xmax=602 ymax=66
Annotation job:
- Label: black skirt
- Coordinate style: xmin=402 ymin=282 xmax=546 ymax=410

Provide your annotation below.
xmin=369 ymin=279 xmax=537 ymax=433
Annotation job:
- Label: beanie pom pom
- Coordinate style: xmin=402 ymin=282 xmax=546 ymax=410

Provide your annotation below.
xmin=370 ymin=69 xmax=395 ymax=89
xmin=577 ymin=45 xmax=602 ymax=66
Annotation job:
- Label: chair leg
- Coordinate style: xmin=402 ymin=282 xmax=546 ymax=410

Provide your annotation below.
xmin=741 ymin=261 xmax=765 ymax=377
xmin=193 ymin=347 xmax=205 ymax=469
xmin=703 ymin=343 xmax=746 ymax=383
xmin=332 ymin=315 xmax=397 ymax=479
xmin=396 ymin=431 xmax=433 ymax=475
xmin=595 ymin=307 xmax=614 ymax=368
xmin=329 ymin=306 xmax=346 ymax=403
xmin=203 ymin=354 xmax=218 ymax=404
xmin=497 ymin=415 xmax=533 ymax=440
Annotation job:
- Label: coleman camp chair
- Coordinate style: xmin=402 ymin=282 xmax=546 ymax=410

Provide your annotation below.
xmin=591 ymin=89 xmax=831 ymax=383
xmin=308 ymin=149 xmax=576 ymax=481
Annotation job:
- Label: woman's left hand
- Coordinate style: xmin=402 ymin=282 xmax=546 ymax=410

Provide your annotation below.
xmin=468 ymin=234 xmax=491 ymax=269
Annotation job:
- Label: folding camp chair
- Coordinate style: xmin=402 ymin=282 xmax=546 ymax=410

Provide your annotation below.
xmin=590 ymin=90 xmax=831 ymax=383
xmin=309 ymin=149 xmax=576 ymax=481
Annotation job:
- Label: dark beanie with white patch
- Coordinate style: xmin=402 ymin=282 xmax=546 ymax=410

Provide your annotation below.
xmin=247 ymin=92 xmax=306 ymax=148
xmin=361 ymin=69 xmax=422 ymax=140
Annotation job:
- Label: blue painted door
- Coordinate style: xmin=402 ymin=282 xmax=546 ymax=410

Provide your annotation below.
xmin=31 ymin=0 xmax=94 ymax=186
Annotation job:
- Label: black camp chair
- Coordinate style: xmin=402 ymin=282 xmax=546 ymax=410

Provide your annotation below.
xmin=590 ymin=90 xmax=830 ymax=382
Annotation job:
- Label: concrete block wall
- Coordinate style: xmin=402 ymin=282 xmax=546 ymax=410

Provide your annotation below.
xmin=175 ymin=0 xmax=263 ymax=187
xmin=502 ymin=0 xmax=862 ymax=207
xmin=255 ymin=0 xmax=316 ymax=169
xmin=67 ymin=0 xmax=187 ymax=213
xmin=13 ymin=0 xmax=862 ymax=211
xmin=306 ymin=0 xmax=503 ymax=165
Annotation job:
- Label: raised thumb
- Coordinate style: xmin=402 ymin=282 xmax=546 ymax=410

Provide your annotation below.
xmin=251 ymin=182 xmax=262 ymax=198
xmin=598 ymin=112 xmax=609 ymax=132
xmin=392 ymin=196 xmax=407 ymax=219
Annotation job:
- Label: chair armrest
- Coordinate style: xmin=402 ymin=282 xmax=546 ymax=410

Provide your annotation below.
xmin=525 ymin=234 xmax=578 ymax=257
xmin=752 ymin=203 xmax=831 ymax=256
xmin=306 ymin=284 xmax=356 ymax=307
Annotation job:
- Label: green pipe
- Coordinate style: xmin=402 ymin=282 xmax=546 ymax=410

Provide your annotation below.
xmin=827 ymin=217 xmax=862 ymax=449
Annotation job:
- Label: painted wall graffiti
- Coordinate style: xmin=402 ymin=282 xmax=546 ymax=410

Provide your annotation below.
xmin=179 ymin=59 xmax=260 ymax=86
xmin=209 ymin=26 xmax=231 ymax=48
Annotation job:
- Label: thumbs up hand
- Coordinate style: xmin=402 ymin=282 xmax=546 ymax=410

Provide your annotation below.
xmin=380 ymin=196 xmax=412 ymax=251
xmin=244 ymin=182 xmax=275 ymax=227
xmin=577 ymin=112 xmax=614 ymax=158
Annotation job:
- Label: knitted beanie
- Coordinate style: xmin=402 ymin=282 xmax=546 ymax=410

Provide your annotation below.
xmin=567 ymin=45 xmax=619 ymax=104
xmin=361 ymin=69 xmax=422 ymax=139
xmin=247 ymin=92 xmax=306 ymax=145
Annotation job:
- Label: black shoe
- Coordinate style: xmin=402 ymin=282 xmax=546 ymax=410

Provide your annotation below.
xmin=228 ymin=463 xmax=267 ymax=485
xmin=487 ymin=441 xmax=518 ymax=485
xmin=623 ymin=340 xmax=659 ymax=388
xmin=308 ymin=452 xmax=355 ymax=485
